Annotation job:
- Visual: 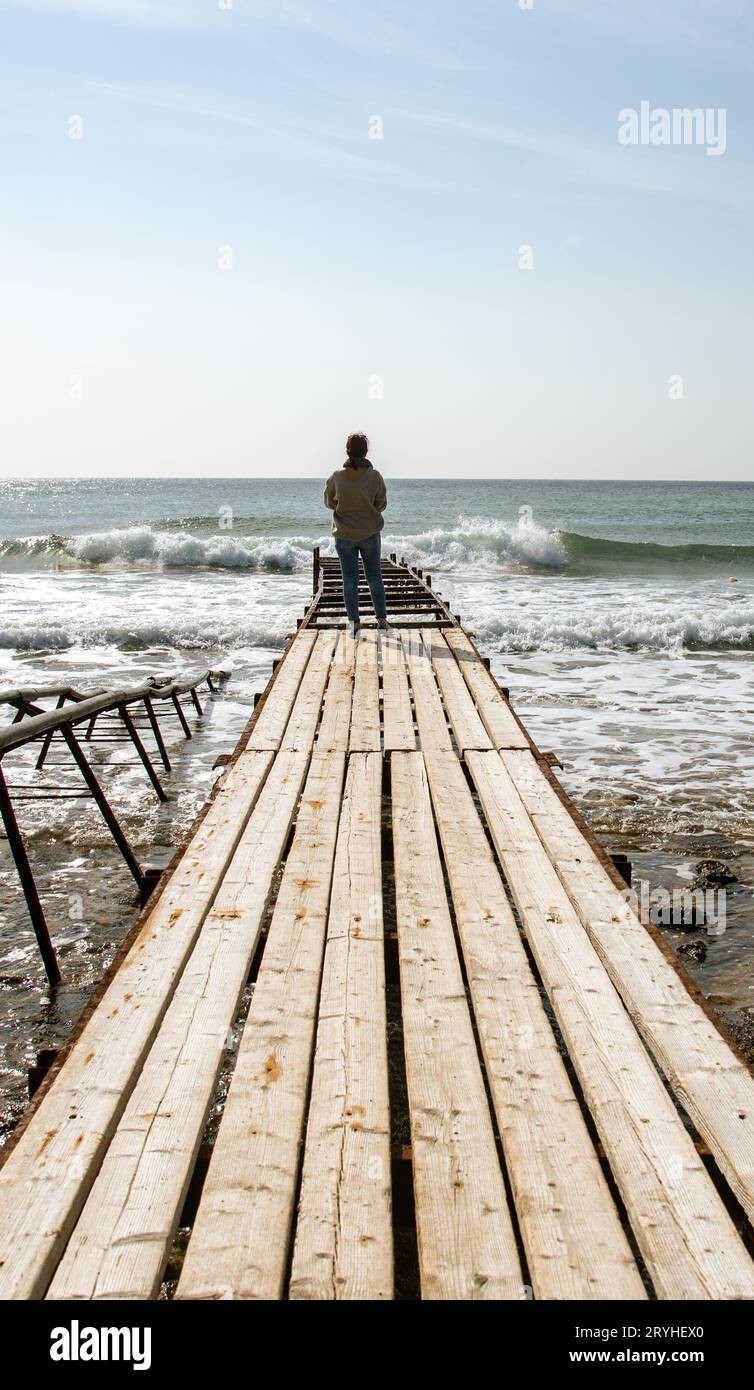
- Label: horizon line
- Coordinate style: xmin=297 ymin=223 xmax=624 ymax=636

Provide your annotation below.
xmin=5 ymin=475 xmax=754 ymax=485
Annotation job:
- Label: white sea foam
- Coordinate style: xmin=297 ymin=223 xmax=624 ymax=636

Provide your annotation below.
xmin=64 ymin=526 xmax=313 ymax=572
xmin=472 ymin=604 xmax=754 ymax=653
xmin=0 ymin=516 xmax=568 ymax=574
xmin=4 ymin=589 xmax=750 ymax=656
xmin=0 ymin=617 xmax=292 ymax=653
xmin=5 ymin=513 xmax=753 ymax=578
xmin=384 ymin=515 xmax=566 ymax=572
xmin=64 ymin=516 xmax=563 ymax=573
xmin=0 ymin=626 xmax=75 ymax=652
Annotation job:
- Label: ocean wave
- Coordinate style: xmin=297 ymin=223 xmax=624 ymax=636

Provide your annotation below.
xmin=1 ymin=516 xmax=754 ymax=575
xmin=560 ymin=531 xmax=754 ymax=569
xmin=0 ymin=518 xmax=561 ymax=573
xmin=0 ymin=618 xmax=291 ymax=653
xmin=385 ymin=515 xmax=566 ymax=570
xmin=390 ymin=518 xmax=754 ymax=573
xmin=0 ymin=528 xmax=313 ymax=571
xmin=67 ymin=526 xmax=313 ymax=571
xmin=0 ymin=626 xmax=75 ymax=652
xmin=3 ymin=609 xmax=748 ymax=657
xmin=472 ymin=607 xmax=754 ymax=654
xmin=0 ymin=533 xmax=67 ymax=559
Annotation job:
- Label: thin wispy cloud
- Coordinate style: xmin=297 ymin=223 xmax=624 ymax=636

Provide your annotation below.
xmin=83 ymin=78 xmax=503 ymax=198
xmin=393 ymin=107 xmax=754 ymax=210
xmin=82 ymin=75 xmax=754 ymax=212
xmin=552 ymin=0 xmax=754 ymax=73
xmin=2 ymin=0 xmax=485 ymax=69
xmin=2 ymin=0 xmax=752 ymax=478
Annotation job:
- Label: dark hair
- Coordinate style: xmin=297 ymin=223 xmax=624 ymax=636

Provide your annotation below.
xmin=345 ymin=432 xmax=369 ymax=464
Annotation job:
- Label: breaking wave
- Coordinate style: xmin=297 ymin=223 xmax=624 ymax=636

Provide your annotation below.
xmin=1 ymin=516 xmax=753 ymax=576
xmin=0 ymin=616 xmax=292 ymax=654
xmin=0 ymin=528 xmax=313 ymax=571
xmin=65 ymin=527 xmax=314 ymax=571
xmin=472 ymin=607 xmax=754 ymax=654
xmin=387 ymin=516 xmax=566 ymax=570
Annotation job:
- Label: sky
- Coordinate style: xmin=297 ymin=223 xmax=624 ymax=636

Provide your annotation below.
xmin=1 ymin=0 xmax=753 ymax=479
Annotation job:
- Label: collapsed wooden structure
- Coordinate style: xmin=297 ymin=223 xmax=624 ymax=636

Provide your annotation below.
xmin=0 ymin=670 xmax=227 ymax=983
xmin=0 ymin=552 xmax=753 ymax=1301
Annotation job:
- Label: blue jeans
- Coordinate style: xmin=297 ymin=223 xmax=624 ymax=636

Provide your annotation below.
xmin=334 ymin=532 xmax=387 ymax=624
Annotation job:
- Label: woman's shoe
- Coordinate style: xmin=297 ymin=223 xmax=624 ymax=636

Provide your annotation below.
xmin=377 ymin=617 xmax=389 ymax=629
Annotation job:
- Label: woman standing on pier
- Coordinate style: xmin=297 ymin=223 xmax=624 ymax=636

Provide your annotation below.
xmin=324 ymin=432 xmax=389 ymax=634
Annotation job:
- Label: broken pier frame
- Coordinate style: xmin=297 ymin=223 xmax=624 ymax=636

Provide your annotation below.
xmin=0 ymin=669 xmax=229 ymax=986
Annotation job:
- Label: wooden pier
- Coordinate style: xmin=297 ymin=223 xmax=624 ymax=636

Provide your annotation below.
xmin=1 ymin=552 xmax=754 ymax=1301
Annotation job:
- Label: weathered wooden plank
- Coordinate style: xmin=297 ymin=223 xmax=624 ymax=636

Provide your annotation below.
xmin=47 ymin=750 xmax=310 ymax=1300
xmin=316 ymin=632 xmax=355 ymax=752
xmin=444 ymin=631 xmax=529 ymax=750
xmin=501 ymin=747 xmax=754 ymax=1232
xmin=246 ymin=632 xmax=317 ymax=750
xmin=421 ymin=629 xmax=492 ymax=753
xmin=381 ymin=630 xmax=415 ymax=751
xmin=348 ymin=631 xmax=381 ymax=753
xmin=176 ymin=749 xmax=347 ymax=1301
xmin=467 ymin=750 xmax=754 ymax=1300
xmin=290 ymin=752 xmax=392 ymax=1300
xmin=399 ymin=630 xmax=452 ymax=751
xmin=279 ymin=630 xmax=338 ymax=751
xmin=391 ymin=751 xmax=523 ymax=1299
xmin=0 ymin=749 xmax=275 ymax=1300
xmin=423 ymin=749 xmax=645 ymax=1300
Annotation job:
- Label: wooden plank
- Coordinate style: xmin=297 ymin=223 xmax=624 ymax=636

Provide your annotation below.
xmin=0 ymin=749 xmax=274 ymax=1300
xmin=390 ymin=751 xmax=523 ymax=1299
xmin=280 ymin=630 xmax=338 ymax=751
xmin=176 ymin=749 xmax=347 ymax=1300
xmin=421 ymin=629 xmax=492 ymax=753
xmin=381 ymin=630 xmax=415 ymax=751
xmin=319 ymin=592 xmax=434 ymax=601
xmin=317 ymin=595 xmax=439 ymax=607
xmin=246 ymin=631 xmax=316 ymax=750
xmin=290 ymin=753 xmax=392 ymax=1300
xmin=423 ymin=749 xmax=645 ymax=1300
xmin=501 ymin=747 xmax=754 ymax=1231
xmin=46 ymin=750 xmax=310 ymax=1300
xmin=466 ymin=750 xmax=754 ymax=1300
xmin=320 ymin=587 xmax=425 ymax=595
xmin=444 ymin=630 xmax=529 ymax=750
xmin=399 ymin=630 xmax=451 ymax=752
xmin=316 ymin=632 xmax=355 ymax=752
xmin=348 ymin=631 xmax=380 ymax=753
xmin=315 ymin=620 xmax=453 ymax=631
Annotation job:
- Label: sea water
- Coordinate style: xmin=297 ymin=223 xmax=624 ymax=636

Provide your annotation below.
xmin=1 ymin=477 xmax=752 ymax=1134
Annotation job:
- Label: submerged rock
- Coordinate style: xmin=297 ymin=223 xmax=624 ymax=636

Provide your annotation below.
xmin=693 ymin=858 xmax=738 ymax=888
xmin=677 ymin=938 xmax=707 ymax=964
